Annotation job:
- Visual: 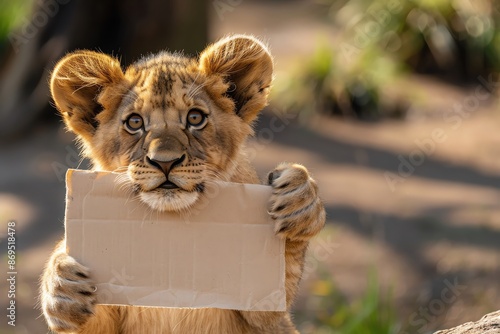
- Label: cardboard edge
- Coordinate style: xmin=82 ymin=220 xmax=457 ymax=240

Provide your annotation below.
xmin=64 ymin=169 xmax=74 ymax=253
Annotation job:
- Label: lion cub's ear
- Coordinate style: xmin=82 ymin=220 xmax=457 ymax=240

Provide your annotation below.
xmin=199 ymin=35 xmax=274 ymax=124
xmin=50 ymin=51 xmax=125 ymax=143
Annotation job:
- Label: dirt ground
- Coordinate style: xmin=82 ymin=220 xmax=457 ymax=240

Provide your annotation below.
xmin=1 ymin=1 xmax=500 ymax=333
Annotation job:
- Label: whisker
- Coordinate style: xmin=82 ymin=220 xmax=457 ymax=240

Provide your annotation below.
xmin=186 ymin=71 xmax=204 ymax=99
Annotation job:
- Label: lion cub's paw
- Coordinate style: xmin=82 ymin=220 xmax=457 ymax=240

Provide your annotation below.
xmin=41 ymin=252 xmax=96 ymax=332
xmin=267 ymin=162 xmax=326 ymax=241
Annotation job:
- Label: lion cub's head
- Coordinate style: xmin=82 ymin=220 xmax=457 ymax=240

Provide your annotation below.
xmin=50 ymin=35 xmax=273 ymax=212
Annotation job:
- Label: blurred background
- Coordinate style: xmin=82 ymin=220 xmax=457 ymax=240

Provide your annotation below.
xmin=1 ymin=0 xmax=500 ymax=333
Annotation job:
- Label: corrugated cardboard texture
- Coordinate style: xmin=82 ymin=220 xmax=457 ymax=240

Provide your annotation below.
xmin=64 ymin=169 xmax=286 ymax=311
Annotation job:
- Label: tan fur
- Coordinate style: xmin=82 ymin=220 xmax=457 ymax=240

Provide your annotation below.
xmin=41 ymin=35 xmax=326 ymax=333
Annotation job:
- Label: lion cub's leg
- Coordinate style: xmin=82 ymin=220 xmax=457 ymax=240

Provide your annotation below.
xmin=268 ymin=163 xmax=326 ymax=305
xmin=239 ymin=162 xmax=326 ymax=331
xmin=40 ymin=240 xmax=120 ymax=333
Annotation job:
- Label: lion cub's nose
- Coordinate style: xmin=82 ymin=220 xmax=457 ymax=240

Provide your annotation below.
xmin=146 ymin=155 xmax=185 ymax=177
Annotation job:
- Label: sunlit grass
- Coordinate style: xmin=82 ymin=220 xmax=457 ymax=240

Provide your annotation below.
xmin=294 ymin=227 xmax=401 ymax=334
xmin=297 ymin=269 xmax=400 ymax=334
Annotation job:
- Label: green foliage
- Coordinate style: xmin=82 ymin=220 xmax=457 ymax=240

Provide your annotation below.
xmin=297 ymin=268 xmax=400 ymax=334
xmin=335 ymin=0 xmax=500 ymax=77
xmin=0 ymin=0 xmax=33 ymax=50
xmin=273 ymin=40 xmax=408 ymax=120
xmin=274 ymin=0 xmax=500 ymax=119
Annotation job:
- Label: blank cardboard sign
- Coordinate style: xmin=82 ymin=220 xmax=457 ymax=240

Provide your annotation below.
xmin=64 ymin=169 xmax=286 ymax=311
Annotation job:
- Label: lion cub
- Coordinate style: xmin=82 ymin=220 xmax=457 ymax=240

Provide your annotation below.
xmin=41 ymin=35 xmax=326 ymax=333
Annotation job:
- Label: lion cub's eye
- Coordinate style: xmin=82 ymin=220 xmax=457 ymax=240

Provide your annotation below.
xmin=125 ymin=114 xmax=144 ymax=133
xmin=186 ymin=109 xmax=207 ymax=129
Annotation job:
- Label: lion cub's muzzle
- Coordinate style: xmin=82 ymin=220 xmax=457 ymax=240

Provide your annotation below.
xmin=145 ymin=154 xmax=186 ymax=189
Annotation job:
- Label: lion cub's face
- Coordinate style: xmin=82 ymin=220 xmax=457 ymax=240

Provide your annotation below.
xmin=50 ymin=36 xmax=273 ymax=212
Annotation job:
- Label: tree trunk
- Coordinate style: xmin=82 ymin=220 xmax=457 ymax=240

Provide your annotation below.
xmin=0 ymin=0 xmax=208 ymax=139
